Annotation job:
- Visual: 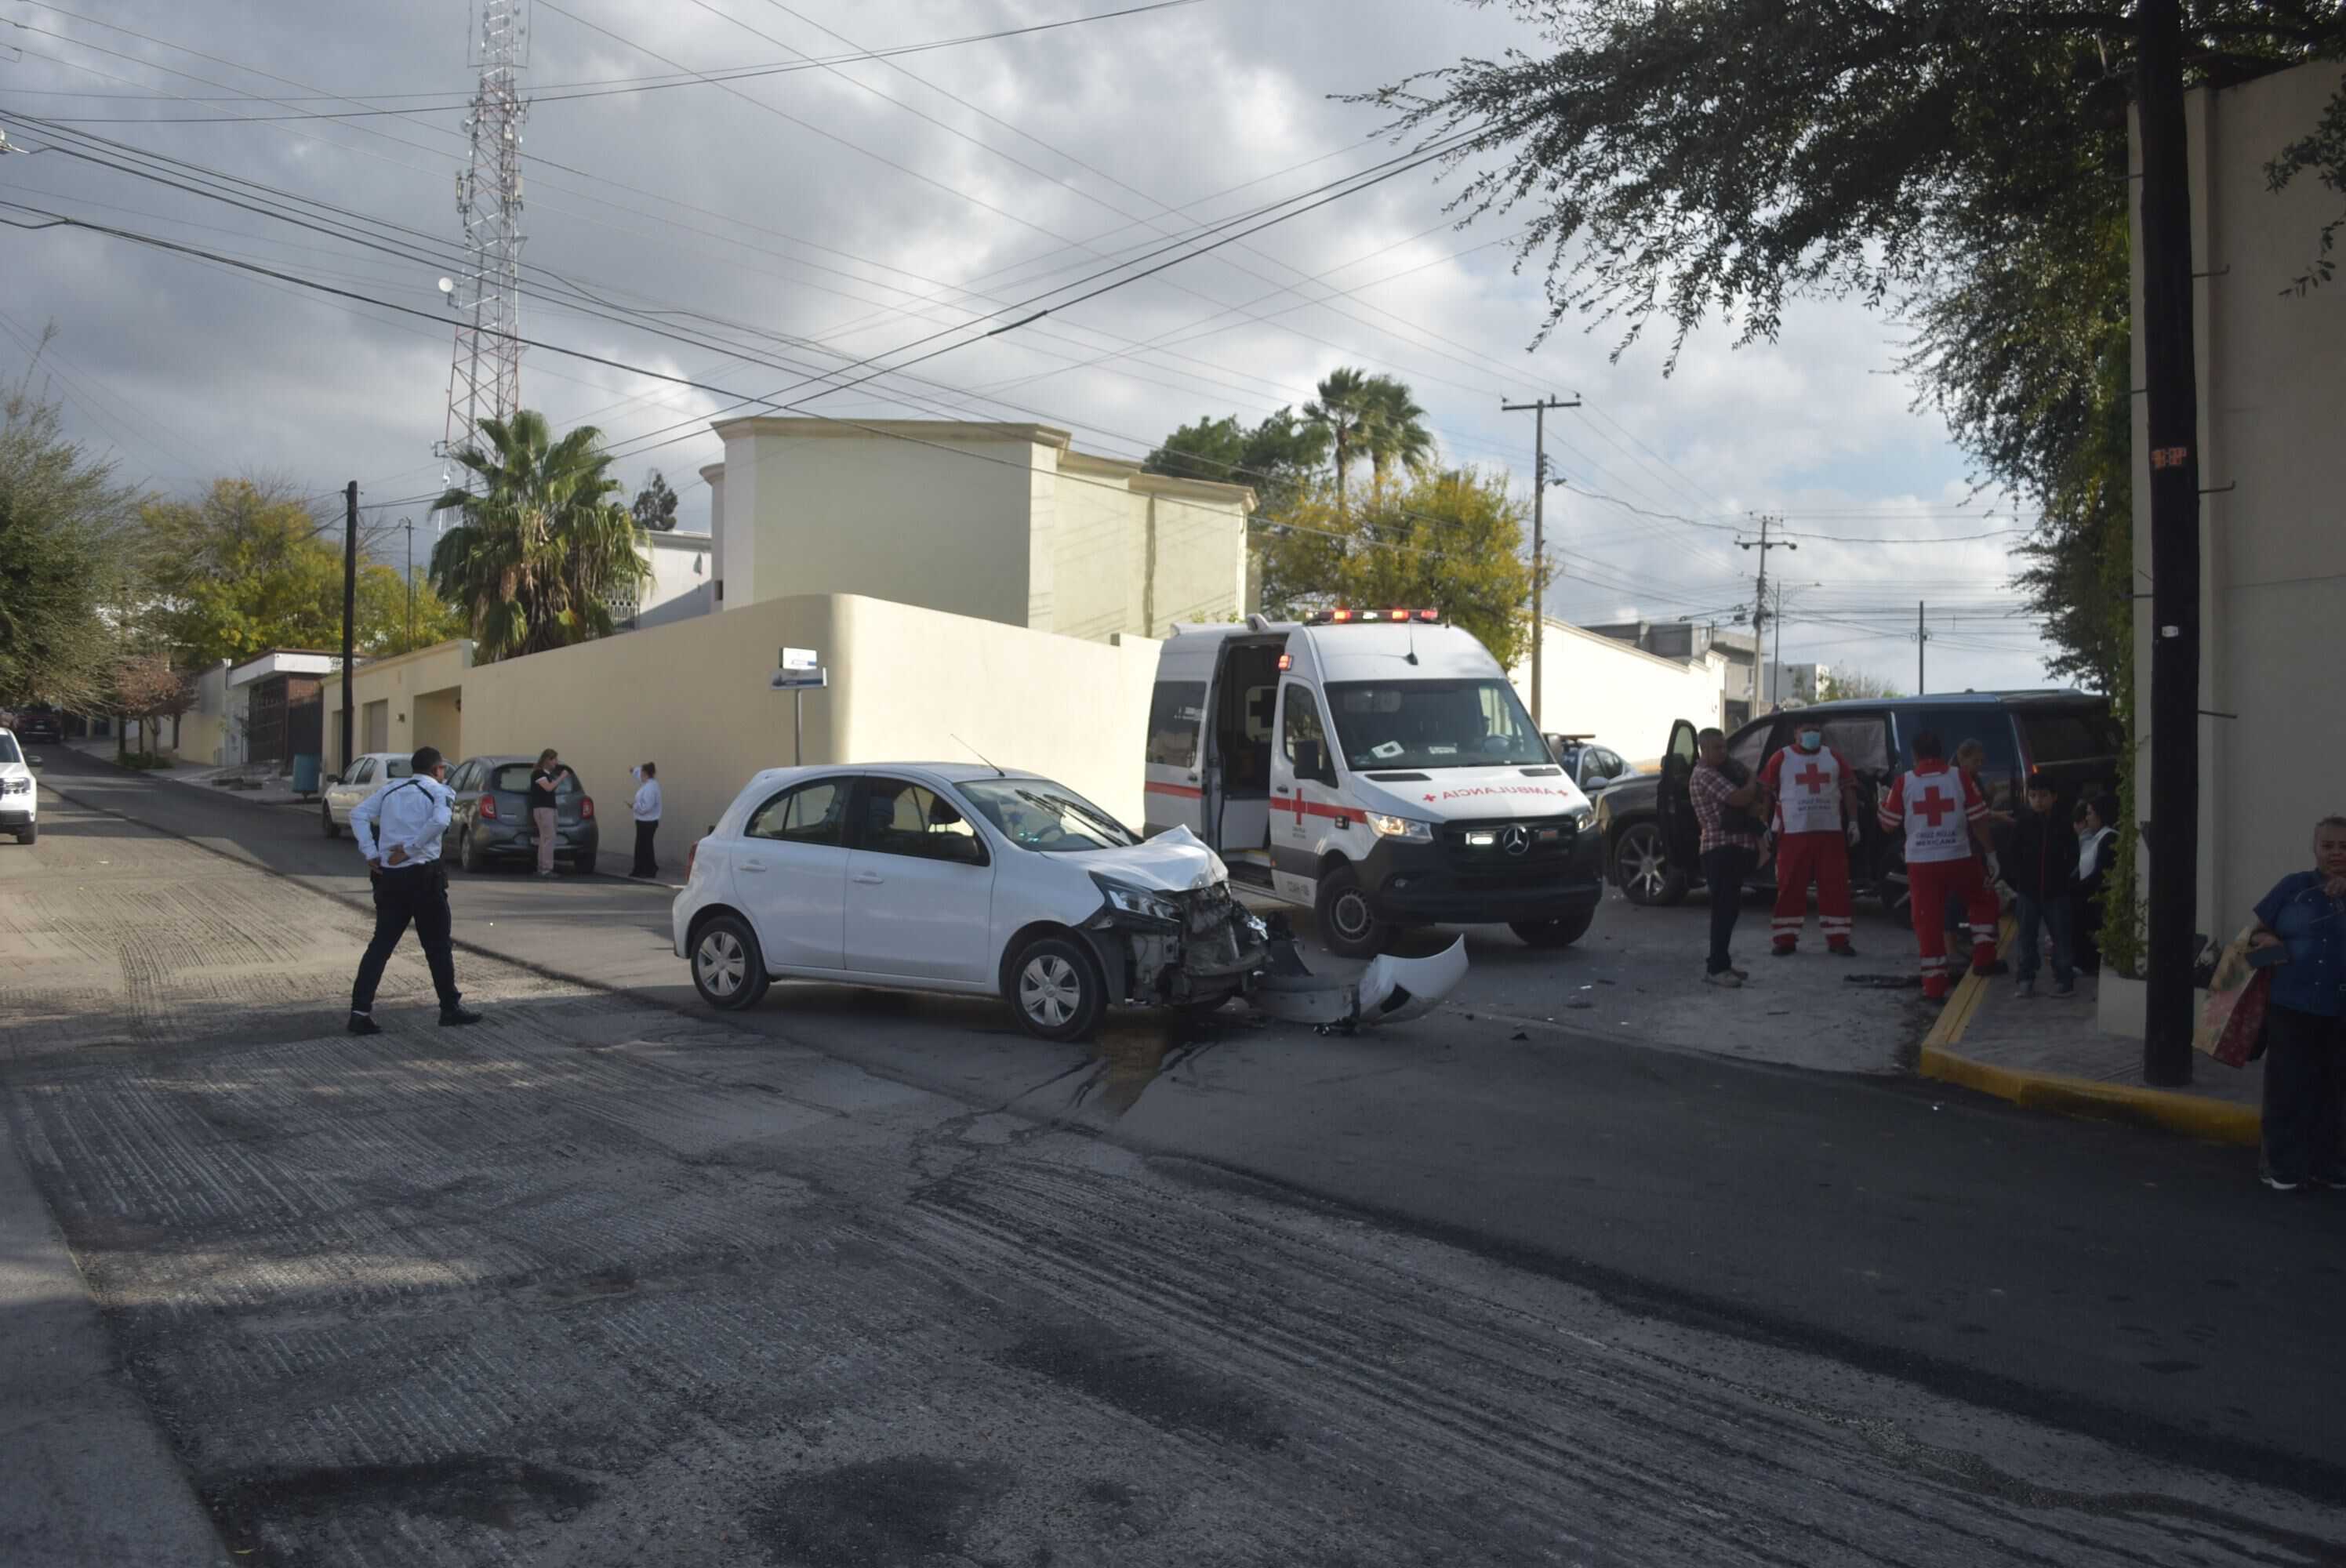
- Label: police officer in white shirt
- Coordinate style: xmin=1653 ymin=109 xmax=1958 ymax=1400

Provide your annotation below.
xmin=346 ymin=746 xmax=483 ymax=1034
xmin=628 ymin=760 xmax=663 ymax=879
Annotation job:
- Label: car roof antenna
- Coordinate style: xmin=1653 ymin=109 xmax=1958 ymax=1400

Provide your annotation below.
xmin=952 ymin=735 xmax=1007 ymax=777
xmin=1406 ymin=620 xmax=1419 ymax=666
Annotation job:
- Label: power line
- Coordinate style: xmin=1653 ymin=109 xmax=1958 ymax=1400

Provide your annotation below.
xmin=2 ymin=2 xmax=1208 ymax=122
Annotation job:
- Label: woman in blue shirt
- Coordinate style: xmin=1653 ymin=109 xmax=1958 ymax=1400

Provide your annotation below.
xmin=2250 ymin=816 xmax=2346 ymax=1192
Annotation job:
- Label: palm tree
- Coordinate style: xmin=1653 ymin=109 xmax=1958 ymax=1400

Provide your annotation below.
xmin=1302 ymin=367 xmax=1375 ymax=517
xmin=1361 ymin=376 xmax=1435 ymax=488
xmin=428 ymin=410 xmax=650 ymax=662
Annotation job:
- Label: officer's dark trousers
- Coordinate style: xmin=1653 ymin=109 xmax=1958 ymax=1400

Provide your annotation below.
xmin=350 ymin=862 xmax=461 ymax=1014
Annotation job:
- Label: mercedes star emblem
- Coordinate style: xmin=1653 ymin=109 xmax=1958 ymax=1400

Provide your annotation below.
xmin=1501 ymin=825 xmax=1531 ymax=856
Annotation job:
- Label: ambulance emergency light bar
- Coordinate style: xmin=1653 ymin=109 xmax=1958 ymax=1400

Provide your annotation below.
xmin=1306 ymin=608 xmax=1441 ymax=625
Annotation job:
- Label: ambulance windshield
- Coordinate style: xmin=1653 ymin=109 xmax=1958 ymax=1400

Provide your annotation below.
xmin=1324 ymin=680 xmax=1551 ymax=771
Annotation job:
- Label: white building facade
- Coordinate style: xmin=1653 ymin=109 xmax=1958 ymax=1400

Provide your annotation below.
xmin=700 ymin=418 xmax=1256 ymax=641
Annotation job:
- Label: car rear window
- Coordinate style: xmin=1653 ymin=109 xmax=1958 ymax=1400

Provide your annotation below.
xmin=2017 ymin=710 xmax=2123 ymax=764
xmin=492 ymin=764 xmax=579 ymax=795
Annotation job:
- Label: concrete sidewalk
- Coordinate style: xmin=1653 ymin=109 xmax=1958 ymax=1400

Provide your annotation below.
xmin=62 ymin=739 xmax=313 ymax=807
xmin=1920 ymin=922 xmax=2261 ymax=1146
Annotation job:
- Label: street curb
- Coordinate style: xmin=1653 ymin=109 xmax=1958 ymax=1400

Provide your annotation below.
xmin=1916 ymin=914 xmax=2259 ymax=1147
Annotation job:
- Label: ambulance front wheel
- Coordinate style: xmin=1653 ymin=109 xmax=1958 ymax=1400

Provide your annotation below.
xmin=1315 ymin=865 xmax=1389 ymax=960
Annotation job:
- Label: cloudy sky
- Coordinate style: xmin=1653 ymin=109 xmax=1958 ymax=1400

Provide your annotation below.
xmin=0 ymin=0 xmax=2053 ymax=695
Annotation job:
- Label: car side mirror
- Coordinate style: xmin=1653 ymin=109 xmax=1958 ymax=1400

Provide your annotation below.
xmin=26 ymin=756 xmax=42 ymax=769
xmin=325 ymin=774 xmax=341 ymax=786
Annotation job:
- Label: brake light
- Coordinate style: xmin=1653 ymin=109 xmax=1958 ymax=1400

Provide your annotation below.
xmin=580 ymin=796 xmax=595 ymax=821
xmin=478 ymin=793 xmax=498 ymax=821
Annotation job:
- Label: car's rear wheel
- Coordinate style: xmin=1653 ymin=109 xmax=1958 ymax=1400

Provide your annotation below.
xmin=1613 ymin=822 xmax=1688 ymax=907
xmin=692 ymin=915 xmax=770 ymax=1011
xmin=1007 ymin=934 xmax=1106 ymax=1042
xmin=569 ymin=851 xmax=597 ymax=877
xmin=1314 ymin=863 xmax=1389 ymax=959
xmin=460 ymin=827 xmax=486 ymax=873
xmin=321 ymin=802 xmax=340 ymax=839
xmin=1511 ymin=909 xmax=1596 ymax=949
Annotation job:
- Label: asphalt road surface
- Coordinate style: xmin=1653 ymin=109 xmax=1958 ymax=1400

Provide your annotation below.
xmin=5 ymin=750 xmax=2344 ymax=1566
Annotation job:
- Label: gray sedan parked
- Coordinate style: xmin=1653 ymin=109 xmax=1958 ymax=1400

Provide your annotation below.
xmin=438 ymin=754 xmax=601 ymax=875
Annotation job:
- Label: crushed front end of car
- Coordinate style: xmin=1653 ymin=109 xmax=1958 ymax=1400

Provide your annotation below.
xmin=1088 ymin=873 xmax=1273 ymax=1010
xmin=1084 ymin=869 xmax=1465 ymax=1030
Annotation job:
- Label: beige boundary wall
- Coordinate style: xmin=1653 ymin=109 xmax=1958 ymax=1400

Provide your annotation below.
xmin=318 ymin=640 xmax=475 ymax=778
xmin=1509 ymin=618 xmax=1724 ymax=763
xmin=448 ymin=593 xmax=1164 ymax=867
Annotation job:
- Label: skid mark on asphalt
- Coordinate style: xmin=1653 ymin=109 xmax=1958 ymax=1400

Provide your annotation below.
xmin=7 ymin=801 xmax=2344 ymax=1566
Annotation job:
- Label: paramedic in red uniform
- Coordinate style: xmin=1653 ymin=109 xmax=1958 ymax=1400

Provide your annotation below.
xmin=1758 ymin=720 xmax=1865 ymax=957
xmin=1879 ymin=729 xmax=1999 ymax=999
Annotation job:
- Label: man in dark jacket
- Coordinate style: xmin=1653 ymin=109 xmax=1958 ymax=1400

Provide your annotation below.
xmin=2010 ymin=772 xmax=2080 ymax=997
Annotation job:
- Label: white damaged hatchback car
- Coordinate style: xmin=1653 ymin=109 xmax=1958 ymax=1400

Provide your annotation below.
xmin=674 ymin=764 xmax=1276 ymax=1040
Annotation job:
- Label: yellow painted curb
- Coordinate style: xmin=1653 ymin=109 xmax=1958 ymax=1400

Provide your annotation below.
xmin=1914 ymin=914 xmax=2260 ymax=1146
xmin=1918 ymin=1044 xmax=2261 ymax=1145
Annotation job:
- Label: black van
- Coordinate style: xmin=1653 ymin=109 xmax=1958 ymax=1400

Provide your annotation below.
xmin=1593 ymin=691 xmax=2121 ymax=918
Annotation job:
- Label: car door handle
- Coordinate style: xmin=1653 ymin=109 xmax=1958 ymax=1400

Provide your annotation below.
xmin=1273 ymin=786 xmax=1290 ymax=795
xmin=852 ymin=872 xmax=884 ymax=885
xmin=740 ymin=858 xmax=768 ymax=873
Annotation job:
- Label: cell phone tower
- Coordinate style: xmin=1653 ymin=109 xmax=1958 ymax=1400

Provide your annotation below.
xmin=439 ymin=0 xmax=528 ymax=490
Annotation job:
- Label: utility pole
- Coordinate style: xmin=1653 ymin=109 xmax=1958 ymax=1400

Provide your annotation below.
xmin=340 ymin=482 xmax=358 ymax=775
xmin=402 ymin=518 xmax=416 ymax=652
xmin=1916 ymin=601 xmax=1929 ymax=695
xmin=1502 ymin=394 xmax=1581 ymax=728
xmin=2137 ymin=0 xmax=2201 ymax=1088
xmin=1737 ymin=514 xmax=1795 ymax=710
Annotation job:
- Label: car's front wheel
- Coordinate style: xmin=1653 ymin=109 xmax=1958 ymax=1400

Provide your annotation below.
xmin=460 ymin=827 xmax=486 ymax=873
xmin=1613 ymin=822 xmax=1688 ymax=907
xmin=14 ymin=824 xmax=32 ymax=846
xmin=1007 ymin=934 xmax=1105 ymax=1042
xmin=692 ymin=915 xmax=770 ymax=1011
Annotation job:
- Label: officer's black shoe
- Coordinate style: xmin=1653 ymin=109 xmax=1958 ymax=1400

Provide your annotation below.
xmin=439 ymin=1005 xmax=485 ymax=1028
xmin=348 ymin=1014 xmax=383 ymax=1036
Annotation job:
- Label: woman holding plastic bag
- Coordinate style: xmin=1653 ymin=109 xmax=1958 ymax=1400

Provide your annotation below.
xmin=2243 ymin=817 xmax=2346 ymax=1193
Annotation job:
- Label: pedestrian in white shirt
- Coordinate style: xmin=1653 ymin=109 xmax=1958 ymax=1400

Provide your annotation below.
xmin=629 ymin=760 xmax=663 ymax=880
xmin=346 ymin=746 xmax=483 ymax=1033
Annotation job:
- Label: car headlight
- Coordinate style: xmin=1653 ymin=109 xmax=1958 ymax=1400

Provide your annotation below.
xmin=0 ymin=778 xmax=28 ymax=795
xmin=1091 ymin=875 xmax=1180 ymax=924
xmin=1366 ymin=813 xmax=1433 ymax=842
xmin=1567 ymin=804 xmax=1594 ymax=829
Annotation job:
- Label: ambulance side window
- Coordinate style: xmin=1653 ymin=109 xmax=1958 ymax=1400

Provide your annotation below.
xmin=1146 ymin=682 xmax=1205 ymax=769
xmin=1281 ymin=684 xmax=1335 ymax=784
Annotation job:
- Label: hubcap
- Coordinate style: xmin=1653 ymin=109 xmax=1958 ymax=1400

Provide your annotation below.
xmin=696 ymin=930 xmax=745 ymax=997
xmin=1330 ymin=890 xmax=1371 ymax=940
xmin=1019 ymin=954 xmax=1082 ymax=1028
xmin=1622 ymin=829 xmax=1667 ymax=899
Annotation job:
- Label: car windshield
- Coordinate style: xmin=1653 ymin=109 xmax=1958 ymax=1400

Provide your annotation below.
xmin=957 ymin=779 xmax=1142 ymax=852
xmin=1324 ymin=679 xmax=1551 ymax=771
xmin=0 ymin=734 xmax=20 ymax=765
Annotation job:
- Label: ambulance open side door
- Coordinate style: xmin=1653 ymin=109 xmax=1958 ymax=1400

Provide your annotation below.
xmin=1269 ymin=677 xmax=1346 ymax=906
xmin=1142 ymin=649 xmax=1214 ymax=840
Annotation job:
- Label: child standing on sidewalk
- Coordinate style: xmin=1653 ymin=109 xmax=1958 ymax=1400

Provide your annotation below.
xmin=2010 ymin=773 xmax=2080 ymax=997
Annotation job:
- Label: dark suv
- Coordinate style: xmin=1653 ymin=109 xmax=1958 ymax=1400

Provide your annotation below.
xmin=438 ymin=755 xmax=601 ymax=875
xmin=1592 ymin=691 xmax=2120 ymax=917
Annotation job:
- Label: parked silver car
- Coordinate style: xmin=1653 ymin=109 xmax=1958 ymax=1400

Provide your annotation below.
xmin=439 ymin=754 xmax=601 ymax=875
xmin=319 ymin=752 xmax=412 ymax=838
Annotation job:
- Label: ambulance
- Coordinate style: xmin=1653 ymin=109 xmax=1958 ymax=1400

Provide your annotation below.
xmin=1143 ymin=609 xmax=1605 ymax=957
